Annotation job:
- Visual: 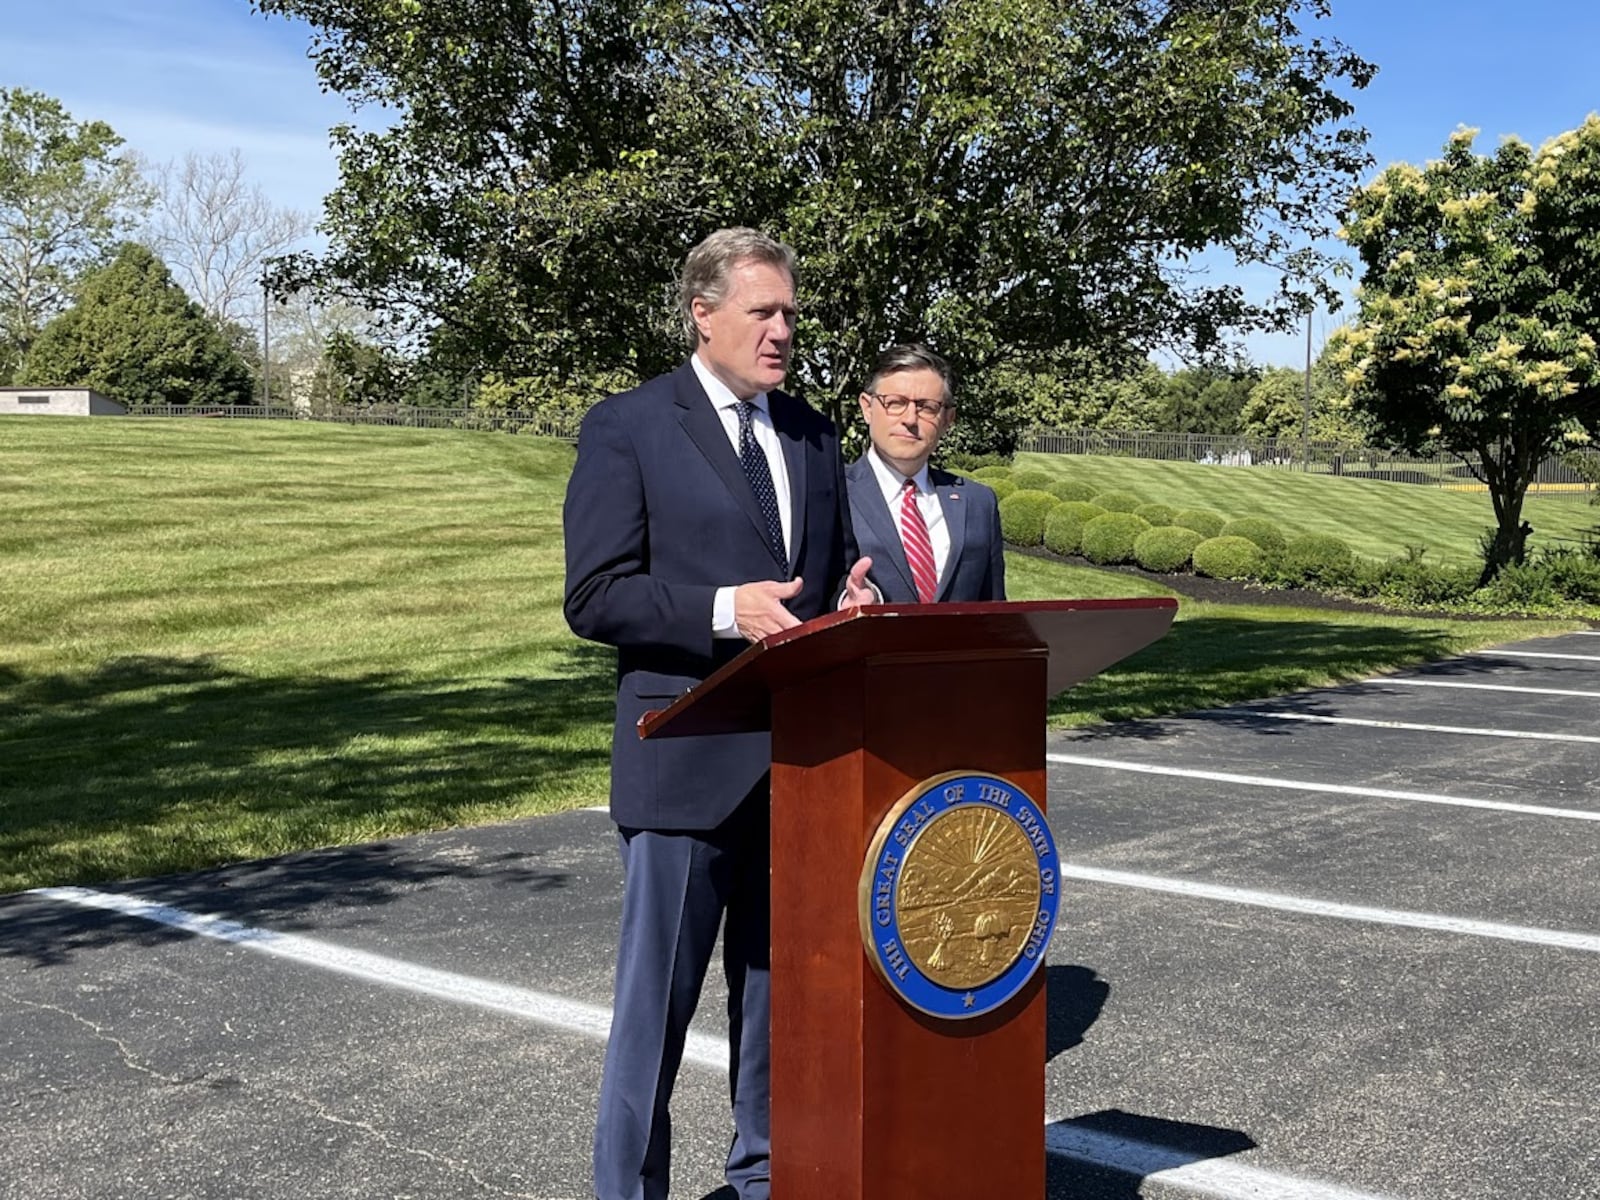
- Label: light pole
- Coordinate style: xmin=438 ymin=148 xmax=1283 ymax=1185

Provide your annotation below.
xmin=261 ymin=280 xmax=271 ymax=411
xmin=1301 ymin=308 xmax=1313 ymax=471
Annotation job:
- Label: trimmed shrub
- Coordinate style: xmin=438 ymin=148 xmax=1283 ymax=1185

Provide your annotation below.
xmin=1080 ymin=512 xmax=1151 ymax=565
xmin=999 ymin=489 xmax=1060 ymax=546
xmin=1275 ymin=533 xmax=1357 ymax=588
xmin=1542 ymin=549 xmax=1600 ymax=603
xmin=1134 ymin=525 xmax=1206 ymax=572
xmin=946 ymin=451 xmax=1013 ymax=473
xmin=989 ymin=478 xmax=1018 ymax=501
xmin=1010 ymin=469 xmax=1055 ymax=491
xmin=1220 ymin=517 xmax=1287 ymax=555
xmin=971 ymin=465 xmax=1015 ymax=484
xmin=1172 ymin=508 xmax=1227 ymax=539
xmin=1193 ymin=535 xmax=1263 ymax=580
xmin=1472 ymin=563 xmax=1562 ymax=611
xmin=1043 ymin=501 xmax=1106 ymax=555
xmin=1047 ymin=479 xmax=1099 ymax=503
xmin=1357 ymin=559 xmax=1477 ymax=606
xmin=1090 ymin=489 xmax=1143 ymax=513
xmin=1134 ymin=502 xmax=1176 ymax=527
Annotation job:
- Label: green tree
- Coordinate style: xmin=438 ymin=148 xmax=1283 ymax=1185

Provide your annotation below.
xmin=1160 ymin=365 xmax=1257 ymax=435
xmin=19 ymin=243 xmax=255 ymax=407
xmin=255 ymin=0 xmax=1374 ymax=443
xmin=1239 ymin=366 xmax=1310 ymax=442
xmin=1335 ymin=122 xmax=1600 ymax=579
xmin=0 ymin=88 xmax=150 ymax=379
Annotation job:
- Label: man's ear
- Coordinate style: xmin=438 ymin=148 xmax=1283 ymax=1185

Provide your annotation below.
xmin=858 ymin=392 xmax=873 ymax=421
xmin=690 ymin=296 xmax=715 ymax=341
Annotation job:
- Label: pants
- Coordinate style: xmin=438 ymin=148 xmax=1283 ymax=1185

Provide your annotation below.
xmin=593 ymin=799 xmax=771 ymax=1200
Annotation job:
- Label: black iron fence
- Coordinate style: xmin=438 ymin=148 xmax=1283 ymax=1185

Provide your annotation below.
xmin=122 ymin=406 xmax=1597 ymax=495
xmin=127 ymin=404 xmax=580 ymax=440
xmin=1020 ymin=428 xmax=1600 ymax=495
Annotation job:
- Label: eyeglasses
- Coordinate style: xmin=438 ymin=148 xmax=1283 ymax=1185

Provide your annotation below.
xmin=867 ymin=393 xmax=953 ymax=419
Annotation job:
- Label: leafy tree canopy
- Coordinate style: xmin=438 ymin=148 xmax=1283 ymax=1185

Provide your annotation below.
xmin=1160 ymin=365 xmax=1258 ymax=435
xmin=255 ymin=0 xmax=1374 ymax=440
xmin=19 ymin=242 xmax=255 ymax=407
xmin=1333 ymin=120 xmax=1600 ymax=576
xmin=0 ymin=87 xmax=150 ymax=380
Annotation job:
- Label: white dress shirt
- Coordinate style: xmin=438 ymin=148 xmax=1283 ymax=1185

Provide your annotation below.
xmin=693 ymin=355 xmax=794 ymax=637
xmin=865 ymin=445 xmax=950 ymax=585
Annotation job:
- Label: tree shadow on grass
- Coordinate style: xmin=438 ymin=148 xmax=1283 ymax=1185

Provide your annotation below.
xmin=1051 ymin=614 xmax=1475 ymax=739
xmin=0 ymin=641 xmax=616 ymax=960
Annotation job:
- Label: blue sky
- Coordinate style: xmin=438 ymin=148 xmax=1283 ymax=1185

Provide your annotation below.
xmin=4 ymin=0 xmax=1599 ymax=366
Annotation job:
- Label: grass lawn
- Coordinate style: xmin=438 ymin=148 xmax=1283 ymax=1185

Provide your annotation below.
xmin=0 ymin=418 xmax=1579 ymax=892
xmin=1012 ymin=451 xmax=1600 ymax=565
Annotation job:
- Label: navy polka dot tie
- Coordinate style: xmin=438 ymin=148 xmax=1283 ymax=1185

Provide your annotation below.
xmin=737 ymin=401 xmax=787 ymax=570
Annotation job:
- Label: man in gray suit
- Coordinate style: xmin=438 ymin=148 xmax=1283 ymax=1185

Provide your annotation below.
xmin=845 ymin=343 xmax=1006 ymax=603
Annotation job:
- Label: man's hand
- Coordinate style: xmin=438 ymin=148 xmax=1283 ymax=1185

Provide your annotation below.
xmin=734 ymin=577 xmax=804 ymax=642
xmin=842 ymin=557 xmax=876 ymax=607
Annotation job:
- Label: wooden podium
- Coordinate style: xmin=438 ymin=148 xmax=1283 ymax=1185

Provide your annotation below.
xmin=639 ymin=599 xmax=1176 ymax=1199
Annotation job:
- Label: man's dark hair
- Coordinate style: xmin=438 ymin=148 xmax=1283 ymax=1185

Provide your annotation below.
xmin=866 ymin=343 xmax=954 ymax=403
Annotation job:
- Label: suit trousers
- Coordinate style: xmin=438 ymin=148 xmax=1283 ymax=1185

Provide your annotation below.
xmin=593 ymin=796 xmax=772 ymax=1200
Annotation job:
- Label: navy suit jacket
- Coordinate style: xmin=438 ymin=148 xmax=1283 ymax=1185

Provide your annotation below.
xmin=845 ymin=456 xmax=1006 ymax=603
xmin=564 ymin=361 xmax=859 ymax=831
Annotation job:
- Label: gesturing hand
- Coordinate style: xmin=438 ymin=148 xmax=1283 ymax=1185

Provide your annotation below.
xmin=734 ymin=577 xmax=804 ymax=642
xmin=842 ymin=557 xmax=876 ymax=607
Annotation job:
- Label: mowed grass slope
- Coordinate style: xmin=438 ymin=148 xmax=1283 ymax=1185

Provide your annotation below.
xmin=1012 ymin=451 xmax=1600 ymax=564
xmin=0 ymin=418 xmax=1575 ymax=891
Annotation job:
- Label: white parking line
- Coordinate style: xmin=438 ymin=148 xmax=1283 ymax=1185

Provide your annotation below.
xmin=1046 ymin=753 xmax=1600 ymax=822
xmin=1060 ymin=866 xmax=1600 ymax=953
xmin=1471 ymin=650 xmax=1600 ymax=662
xmin=1045 ymin=1124 xmax=1389 ymax=1199
xmin=31 ymin=885 xmax=726 ymax=1068
xmin=1232 ymin=710 xmax=1600 ymax=744
xmin=30 ymin=885 xmax=1394 ymax=1200
xmin=1377 ymin=679 xmax=1600 ymax=699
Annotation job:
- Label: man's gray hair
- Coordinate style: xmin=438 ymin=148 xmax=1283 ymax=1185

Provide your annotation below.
xmin=679 ymin=227 xmax=798 ymax=346
xmin=866 ymin=343 xmax=955 ymax=403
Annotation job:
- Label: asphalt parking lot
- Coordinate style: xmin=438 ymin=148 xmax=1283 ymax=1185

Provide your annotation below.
xmin=3 ymin=630 xmax=1597 ymax=1200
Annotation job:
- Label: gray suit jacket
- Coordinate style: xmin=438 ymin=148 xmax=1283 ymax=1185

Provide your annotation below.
xmin=845 ymin=455 xmax=1006 ymax=603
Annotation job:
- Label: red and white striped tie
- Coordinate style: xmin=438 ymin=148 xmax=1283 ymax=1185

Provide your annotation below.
xmin=899 ymin=478 xmax=938 ymax=603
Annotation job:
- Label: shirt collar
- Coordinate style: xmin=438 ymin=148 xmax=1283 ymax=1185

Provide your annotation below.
xmin=867 ymin=444 xmax=932 ymax=500
xmin=692 ymin=353 xmax=769 ymax=415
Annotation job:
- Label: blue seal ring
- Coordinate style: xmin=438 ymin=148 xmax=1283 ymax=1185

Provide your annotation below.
xmin=857 ymin=771 xmax=1061 ymax=1020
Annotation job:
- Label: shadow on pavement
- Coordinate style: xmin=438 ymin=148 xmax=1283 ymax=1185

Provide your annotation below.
xmin=1046 ymin=1108 xmax=1256 ymax=1199
xmin=1047 ymin=963 xmax=1110 ymax=1061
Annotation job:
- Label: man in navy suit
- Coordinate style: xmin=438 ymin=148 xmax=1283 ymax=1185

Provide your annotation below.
xmin=846 ymin=344 xmax=1006 ymax=603
xmin=563 ymin=228 xmax=874 ymax=1200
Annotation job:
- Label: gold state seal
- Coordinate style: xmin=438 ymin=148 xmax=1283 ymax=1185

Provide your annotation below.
xmin=858 ymin=771 xmax=1060 ymax=1019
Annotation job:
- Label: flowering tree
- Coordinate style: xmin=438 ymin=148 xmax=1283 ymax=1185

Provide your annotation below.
xmin=1334 ymin=120 xmax=1600 ymax=578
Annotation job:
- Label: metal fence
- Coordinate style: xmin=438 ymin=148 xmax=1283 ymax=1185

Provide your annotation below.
xmin=1020 ymin=428 xmax=1600 ymax=495
xmin=127 ymin=404 xmax=580 ymax=440
xmin=122 ymin=405 xmax=1599 ymax=496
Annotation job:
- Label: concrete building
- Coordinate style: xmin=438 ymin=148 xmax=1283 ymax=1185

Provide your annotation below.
xmin=0 ymin=387 xmax=127 ymax=416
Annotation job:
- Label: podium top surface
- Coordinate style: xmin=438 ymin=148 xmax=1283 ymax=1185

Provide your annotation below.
xmin=639 ymin=597 xmax=1176 ymax=739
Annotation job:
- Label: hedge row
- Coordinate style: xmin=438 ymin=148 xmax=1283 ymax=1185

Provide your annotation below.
xmin=993 ymin=475 xmax=1289 ymax=576
xmin=970 ymin=462 xmax=1600 ymax=613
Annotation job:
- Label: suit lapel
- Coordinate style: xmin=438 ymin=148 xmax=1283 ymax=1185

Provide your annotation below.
xmin=672 ymin=364 xmax=776 ymax=556
xmin=848 ymin=456 xmax=917 ymax=598
xmin=932 ymin=468 xmax=967 ymax=601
